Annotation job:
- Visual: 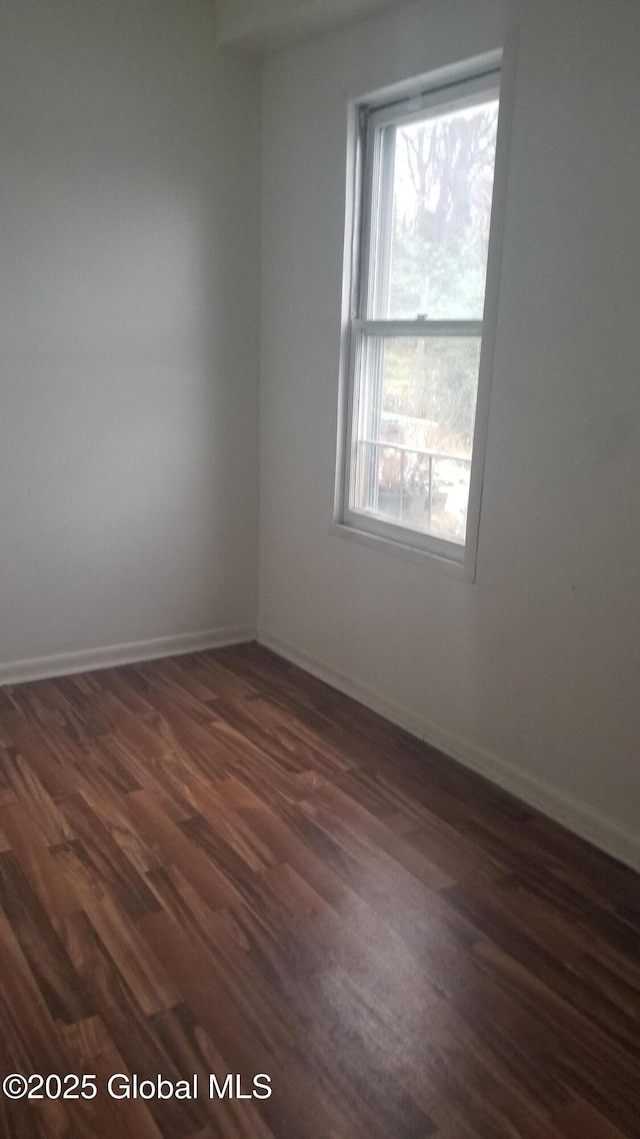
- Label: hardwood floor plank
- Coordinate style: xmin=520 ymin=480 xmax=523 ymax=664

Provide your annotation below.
xmin=0 ymin=747 xmax=74 ymax=846
xmin=0 ymin=851 xmax=92 ymax=1024
xmin=0 ymin=1024 xmax=45 ymax=1138
xmin=55 ymin=792 xmax=161 ymax=919
xmin=58 ymin=870 xmax=179 ymax=1018
xmin=139 ymin=912 xmax=391 ymax=1139
xmin=0 ymin=643 xmax=638 ymax=1138
xmin=0 ymin=904 xmax=74 ymax=1078
xmin=0 ymin=804 xmax=81 ymax=927
xmin=150 ymin=1003 xmax=279 ymax=1139
xmin=60 ymin=1015 xmax=164 ymax=1139
xmin=124 ymin=789 xmax=245 ymax=913
xmin=443 ymin=881 xmax=640 ymax=1057
xmin=58 ymin=913 xmax=203 ymax=1138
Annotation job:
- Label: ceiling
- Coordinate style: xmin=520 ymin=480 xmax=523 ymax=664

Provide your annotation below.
xmin=216 ymin=0 xmax=405 ymax=54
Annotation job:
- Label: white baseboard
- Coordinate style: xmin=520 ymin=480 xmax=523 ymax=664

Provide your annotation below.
xmin=0 ymin=625 xmax=256 ymax=687
xmin=258 ymin=629 xmax=640 ymax=874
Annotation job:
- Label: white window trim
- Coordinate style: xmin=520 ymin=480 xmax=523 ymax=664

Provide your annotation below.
xmin=333 ymin=37 xmax=519 ymax=581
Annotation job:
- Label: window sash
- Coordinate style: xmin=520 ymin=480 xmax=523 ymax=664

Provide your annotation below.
xmin=366 ymin=71 xmax=500 ymax=133
xmin=343 ymin=500 xmax=467 ymax=563
xmin=359 ymin=75 xmax=500 ymax=325
xmin=344 ymin=326 xmax=481 ymax=552
xmin=353 ymin=319 xmax=483 ymax=338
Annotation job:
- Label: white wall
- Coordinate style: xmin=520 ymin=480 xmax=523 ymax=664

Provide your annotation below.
xmin=259 ymin=0 xmax=640 ymax=868
xmin=0 ymin=0 xmax=261 ymax=675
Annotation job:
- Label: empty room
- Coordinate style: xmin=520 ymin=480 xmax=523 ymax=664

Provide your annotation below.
xmin=0 ymin=0 xmax=639 ymax=1136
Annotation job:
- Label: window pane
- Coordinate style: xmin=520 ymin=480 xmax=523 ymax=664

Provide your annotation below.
xmin=352 ymin=336 xmax=480 ymax=542
xmin=373 ymin=99 xmax=499 ymax=320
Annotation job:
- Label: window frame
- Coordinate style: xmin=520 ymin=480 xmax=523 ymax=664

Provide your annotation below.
xmin=335 ymin=54 xmax=508 ymax=577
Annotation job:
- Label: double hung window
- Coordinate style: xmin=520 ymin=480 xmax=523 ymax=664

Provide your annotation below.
xmin=341 ymin=69 xmax=501 ymax=563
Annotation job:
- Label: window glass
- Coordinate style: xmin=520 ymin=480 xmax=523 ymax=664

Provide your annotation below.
xmin=371 ymin=100 xmax=499 ymax=320
xmin=352 ymin=337 xmax=480 ymax=542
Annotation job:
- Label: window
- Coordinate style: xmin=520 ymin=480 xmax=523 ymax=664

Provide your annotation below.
xmin=340 ymin=68 xmax=502 ymax=566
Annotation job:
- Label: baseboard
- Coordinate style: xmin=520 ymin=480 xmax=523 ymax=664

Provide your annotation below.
xmin=0 ymin=625 xmax=256 ymax=687
xmin=258 ymin=629 xmax=640 ymax=874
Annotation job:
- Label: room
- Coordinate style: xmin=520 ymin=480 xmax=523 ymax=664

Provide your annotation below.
xmin=0 ymin=0 xmax=638 ymax=1135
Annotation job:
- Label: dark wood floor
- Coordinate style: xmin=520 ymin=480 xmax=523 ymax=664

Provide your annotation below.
xmin=0 ymin=644 xmax=638 ymax=1139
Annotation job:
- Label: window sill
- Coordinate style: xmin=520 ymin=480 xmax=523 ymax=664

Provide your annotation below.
xmin=329 ymin=520 xmax=475 ymax=580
